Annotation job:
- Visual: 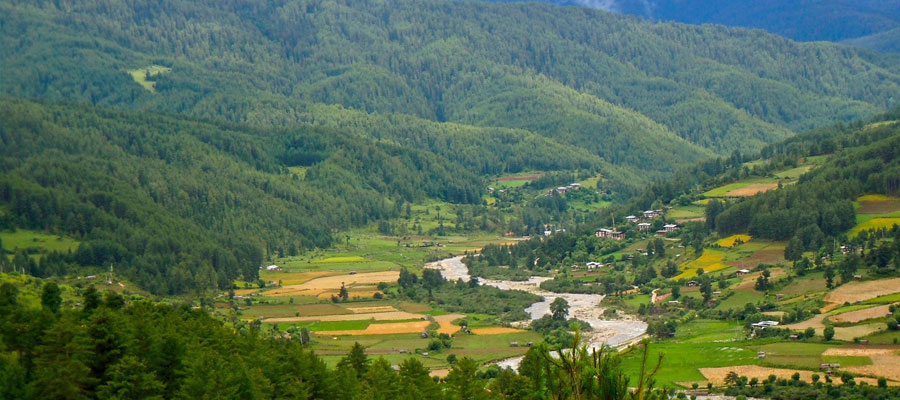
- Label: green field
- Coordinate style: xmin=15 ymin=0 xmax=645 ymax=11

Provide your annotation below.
xmin=313 ymin=330 xmax=542 ymax=370
xmin=668 ymin=205 xmax=704 ymax=221
xmin=752 ymin=342 xmax=837 ymax=369
xmin=863 ymin=292 xmax=900 ymax=304
xmin=1 ymin=229 xmax=80 ymax=261
xmin=621 ymin=320 xmax=755 ymax=386
xmin=128 ymin=65 xmax=172 ymax=92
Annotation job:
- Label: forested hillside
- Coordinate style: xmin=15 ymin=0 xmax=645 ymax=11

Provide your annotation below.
xmin=0 ymin=98 xmax=484 ymax=294
xmin=3 ymin=0 xmax=900 ymax=183
xmin=492 ymin=0 xmax=900 ymax=46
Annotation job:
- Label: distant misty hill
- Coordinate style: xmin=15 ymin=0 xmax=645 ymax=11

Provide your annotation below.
xmin=488 ymin=0 xmax=900 ymax=49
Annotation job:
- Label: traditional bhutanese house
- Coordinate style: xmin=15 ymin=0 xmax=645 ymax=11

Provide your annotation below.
xmin=595 ymin=228 xmax=624 ymax=240
xmin=664 ymin=223 xmax=679 ymax=232
xmin=556 ymin=186 xmax=568 ymax=194
xmin=265 ymin=265 xmax=282 ymax=271
xmin=643 ymin=210 xmax=660 ymax=219
xmin=638 ymin=222 xmax=651 ymax=231
xmin=736 ymin=269 xmax=751 ymax=277
xmin=567 ymin=183 xmax=581 ymax=190
xmin=626 ymin=215 xmax=640 ymax=223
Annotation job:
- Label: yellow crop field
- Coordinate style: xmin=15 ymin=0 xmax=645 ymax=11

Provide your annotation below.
xmin=673 ymin=250 xmax=729 ymax=280
xmin=857 ymin=194 xmax=899 ymax=202
xmin=849 ymin=217 xmax=900 ymax=237
xmin=717 ymin=234 xmax=751 ymax=247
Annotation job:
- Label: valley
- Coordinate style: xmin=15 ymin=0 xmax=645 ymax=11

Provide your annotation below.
xmin=2 ymin=0 xmax=900 ymax=398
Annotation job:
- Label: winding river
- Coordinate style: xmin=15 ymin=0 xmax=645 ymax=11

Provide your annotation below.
xmin=425 ymin=256 xmax=647 ymax=369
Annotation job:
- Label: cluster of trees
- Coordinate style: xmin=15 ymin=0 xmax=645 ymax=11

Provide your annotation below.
xmin=0 ymin=280 xmax=672 ymax=400
xmin=721 ymin=369 xmax=900 ymax=400
xmin=0 ymin=98 xmax=483 ymax=294
xmin=396 ymin=268 xmax=541 ymax=322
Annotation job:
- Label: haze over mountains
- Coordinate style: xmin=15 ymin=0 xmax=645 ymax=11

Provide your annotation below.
xmin=489 ymin=0 xmax=900 ymax=51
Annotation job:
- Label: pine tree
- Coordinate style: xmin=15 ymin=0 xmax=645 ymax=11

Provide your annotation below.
xmin=337 ymin=342 xmax=369 ymax=379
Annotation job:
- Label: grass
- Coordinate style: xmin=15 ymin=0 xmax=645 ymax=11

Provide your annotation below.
xmin=622 ymin=294 xmax=652 ymax=310
xmin=676 ymin=320 xmax=746 ymax=343
xmin=1 ymin=229 xmax=80 ymax=261
xmin=128 ymin=65 xmax=171 ymax=92
xmin=715 ymin=288 xmax=765 ymax=311
xmin=822 ymin=355 xmax=872 ymax=367
xmin=774 ymin=165 xmax=814 ymax=180
xmin=717 ymin=234 xmax=752 ymax=248
xmin=861 ymin=329 xmax=900 ymax=345
xmin=752 ymin=342 xmax=837 ymax=369
xmin=862 ymin=292 xmax=900 ymax=304
xmin=314 ymin=256 xmax=368 ymax=263
xmin=622 ymin=341 xmax=757 ymax=386
xmin=313 ymin=330 xmax=541 ymax=369
xmin=668 ymin=205 xmax=704 ymax=220
xmin=308 ymin=320 xmax=372 ymax=331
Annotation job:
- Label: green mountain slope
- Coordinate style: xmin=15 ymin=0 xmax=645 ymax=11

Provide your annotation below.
xmin=3 ymin=0 xmax=900 ymax=178
xmin=0 ymin=98 xmax=484 ymax=294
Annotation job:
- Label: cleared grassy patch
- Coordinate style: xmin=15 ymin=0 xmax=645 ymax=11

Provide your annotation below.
xmin=622 ymin=341 xmax=757 ymax=387
xmin=669 ymin=205 xmax=704 ymax=219
xmin=715 ymin=288 xmax=765 ymax=310
xmin=677 ymin=320 xmax=746 ymax=343
xmin=309 ymin=320 xmax=372 ymax=331
xmin=822 ymin=355 xmax=872 ymax=367
xmin=1 ymin=229 xmax=80 ymax=261
xmin=128 ymin=65 xmax=171 ymax=92
xmin=314 ymin=256 xmax=368 ymax=263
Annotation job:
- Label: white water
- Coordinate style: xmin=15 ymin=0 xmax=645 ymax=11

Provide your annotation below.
xmin=425 ymin=255 xmax=647 ymax=370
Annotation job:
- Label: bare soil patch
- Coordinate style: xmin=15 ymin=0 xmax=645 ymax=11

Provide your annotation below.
xmin=725 ymin=184 xmax=778 ymax=197
xmin=783 ymin=314 xmax=828 ymax=331
xmin=701 ymin=365 xmax=892 ymax=386
xmin=830 ymin=305 xmax=892 ymax=324
xmin=857 ymin=200 xmax=900 ymax=214
xmin=429 ymin=369 xmax=450 ymax=378
xmin=728 ymin=250 xmax=786 ymax=269
xmin=471 ymin=327 xmax=526 ymax=335
xmin=825 ymin=347 xmax=900 ymax=382
xmin=346 ymin=306 xmax=397 ymax=314
xmin=734 ymin=268 xmax=786 ymax=290
xmin=823 ymin=278 xmax=900 ymax=309
xmin=261 ymin=270 xmax=336 ymax=285
xmin=701 ymin=366 xmax=815 ymax=385
xmin=397 ymin=301 xmax=432 ymax=313
xmin=434 ymin=314 xmax=465 ymax=335
xmin=263 ymin=311 xmax=424 ymax=324
xmin=833 ymin=324 xmax=886 ymax=341
xmin=315 ymin=321 xmax=431 ymax=336
xmin=266 ymin=271 xmax=399 ymax=297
